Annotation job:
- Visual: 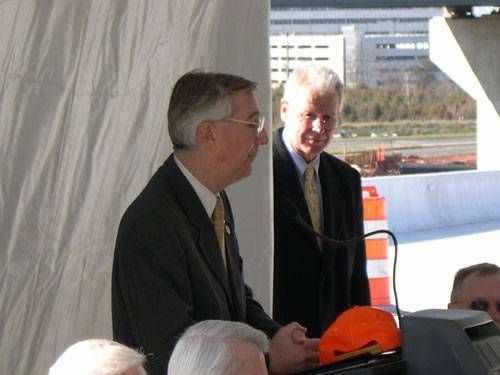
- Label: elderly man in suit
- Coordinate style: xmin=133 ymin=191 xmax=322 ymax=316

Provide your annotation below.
xmin=273 ymin=64 xmax=371 ymax=338
xmin=112 ymin=70 xmax=319 ymax=375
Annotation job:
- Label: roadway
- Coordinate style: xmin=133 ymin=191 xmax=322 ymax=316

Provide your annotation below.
xmin=387 ymin=219 xmax=500 ymax=313
xmin=331 ymin=136 xmax=476 ymax=158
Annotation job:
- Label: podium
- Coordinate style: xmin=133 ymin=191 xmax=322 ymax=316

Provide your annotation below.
xmin=402 ymin=309 xmax=500 ymax=375
xmin=299 ymin=309 xmax=500 ymax=375
xmin=298 ymin=351 xmax=404 ymax=375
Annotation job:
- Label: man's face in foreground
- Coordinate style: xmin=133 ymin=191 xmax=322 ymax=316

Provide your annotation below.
xmin=213 ymin=88 xmax=268 ymax=186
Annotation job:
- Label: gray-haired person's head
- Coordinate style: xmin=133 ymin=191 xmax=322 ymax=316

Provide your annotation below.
xmin=167 ymin=320 xmax=269 ymax=375
xmin=283 ymin=64 xmax=343 ymax=108
xmin=48 ymin=339 xmax=146 ymax=375
xmin=167 ymin=70 xmax=257 ymax=150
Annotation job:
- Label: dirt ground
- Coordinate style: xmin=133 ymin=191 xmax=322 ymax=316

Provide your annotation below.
xmin=346 ymin=150 xmax=477 ymax=176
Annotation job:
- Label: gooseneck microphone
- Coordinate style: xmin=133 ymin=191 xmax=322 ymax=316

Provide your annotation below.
xmin=282 ymin=198 xmax=402 ymax=326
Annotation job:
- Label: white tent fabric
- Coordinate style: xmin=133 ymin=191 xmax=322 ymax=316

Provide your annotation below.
xmin=0 ymin=1 xmax=273 ymax=374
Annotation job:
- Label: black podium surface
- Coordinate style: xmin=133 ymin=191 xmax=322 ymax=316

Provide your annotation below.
xmin=298 ymin=352 xmax=405 ymax=375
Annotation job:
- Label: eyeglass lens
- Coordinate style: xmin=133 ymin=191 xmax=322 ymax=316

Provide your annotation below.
xmin=258 ymin=117 xmax=265 ymax=133
xmin=470 ymin=300 xmax=500 ymax=313
xmin=300 ymin=113 xmax=335 ymax=128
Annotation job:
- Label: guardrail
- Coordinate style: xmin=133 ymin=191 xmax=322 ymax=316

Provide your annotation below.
xmin=363 ymin=169 xmax=500 ymax=234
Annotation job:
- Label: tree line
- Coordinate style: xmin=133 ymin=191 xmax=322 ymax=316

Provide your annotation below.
xmin=272 ymin=80 xmax=475 ymax=129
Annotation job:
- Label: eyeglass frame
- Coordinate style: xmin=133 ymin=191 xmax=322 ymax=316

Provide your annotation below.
xmin=224 ymin=116 xmax=266 ymax=134
xmin=297 ymin=112 xmax=339 ymax=130
xmin=469 ymin=299 xmax=500 ymax=313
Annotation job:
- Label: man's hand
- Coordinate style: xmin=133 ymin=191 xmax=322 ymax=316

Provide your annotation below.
xmin=268 ymin=322 xmax=320 ymax=374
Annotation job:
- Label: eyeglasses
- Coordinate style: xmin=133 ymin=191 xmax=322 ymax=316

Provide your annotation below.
xmin=224 ymin=116 xmax=266 ymax=135
xmin=298 ymin=112 xmax=338 ymax=130
xmin=470 ymin=299 xmax=500 ymax=313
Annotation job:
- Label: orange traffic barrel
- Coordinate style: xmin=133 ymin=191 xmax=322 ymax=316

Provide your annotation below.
xmin=362 ymin=186 xmax=390 ymax=306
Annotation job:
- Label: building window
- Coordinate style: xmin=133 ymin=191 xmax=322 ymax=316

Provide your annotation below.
xmin=376 ymin=43 xmax=396 ymax=49
xmin=271 ymin=20 xmax=292 ymax=25
xmin=376 ymin=55 xmax=415 ymax=61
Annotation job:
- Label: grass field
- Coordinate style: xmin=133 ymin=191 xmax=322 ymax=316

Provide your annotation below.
xmin=327 ymin=133 xmax=475 ymax=154
xmin=335 ymin=120 xmax=476 ymax=138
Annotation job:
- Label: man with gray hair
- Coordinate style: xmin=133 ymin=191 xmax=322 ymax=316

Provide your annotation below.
xmin=112 ymin=70 xmax=319 ymax=375
xmin=168 ymin=320 xmax=269 ymax=375
xmin=448 ymin=262 xmax=500 ymax=327
xmin=48 ymin=339 xmax=146 ymax=375
xmin=273 ymin=64 xmax=371 ymax=338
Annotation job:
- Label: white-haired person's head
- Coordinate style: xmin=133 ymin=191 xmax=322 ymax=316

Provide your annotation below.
xmin=280 ymin=63 xmax=343 ymax=163
xmin=167 ymin=320 xmax=269 ymax=375
xmin=48 ymin=339 xmax=146 ymax=375
xmin=282 ymin=64 xmax=343 ymax=110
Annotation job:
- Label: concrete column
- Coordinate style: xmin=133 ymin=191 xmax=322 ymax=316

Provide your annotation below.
xmin=342 ymin=25 xmax=366 ymax=87
xmin=429 ymin=16 xmax=500 ymax=171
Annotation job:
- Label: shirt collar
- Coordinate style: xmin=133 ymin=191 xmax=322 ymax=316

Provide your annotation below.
xmin=174 ymin=155 xmax=217 ymax=217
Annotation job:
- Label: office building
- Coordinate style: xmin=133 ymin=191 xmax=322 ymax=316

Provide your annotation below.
xmin=270 ymin=6 xmax=444 ymax=87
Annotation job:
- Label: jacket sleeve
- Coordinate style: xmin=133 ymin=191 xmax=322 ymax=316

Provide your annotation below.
xmin=350 ymin=172 xmax=371 ymax=306
xmin=221 ymin=191 xmax=282 ymax=338
xmin=112 ymin=218 xmax=196 ymax=375
xmin=245 ymin=283 xmax=282 ymax=338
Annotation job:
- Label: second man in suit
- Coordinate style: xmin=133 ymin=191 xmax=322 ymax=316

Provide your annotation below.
xmin=273 ymin=64 xmax=371 ymax=338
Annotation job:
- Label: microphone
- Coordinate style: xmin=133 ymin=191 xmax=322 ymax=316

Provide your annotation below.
xmin=282 ymin=198 xmax=402 ymax=325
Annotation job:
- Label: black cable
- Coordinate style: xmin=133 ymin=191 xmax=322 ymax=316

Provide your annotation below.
xmin=285 ymin=200 xmax=402 ymax=328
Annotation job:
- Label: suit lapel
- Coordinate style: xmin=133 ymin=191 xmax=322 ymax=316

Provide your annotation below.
xmin=318 ymin=153 xmax=348 ymax=284
xmin=273 ymin=129 xmax=322 ymax=253
xmin=162 ymin=156 xmax=234 ymax=310
xmin=220 ymin=192 xmax=245 ymax=320
xmin=319 ymin=153 xmax=346 ymax=242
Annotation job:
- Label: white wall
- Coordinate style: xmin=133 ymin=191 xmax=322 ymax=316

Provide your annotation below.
xmin=364 ymin=170 xmax=500 ymax=234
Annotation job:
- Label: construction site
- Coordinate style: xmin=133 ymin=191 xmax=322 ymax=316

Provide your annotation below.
xmin=332 ymin=137 xmax=477 ymax=176
xmin=346 ymin=147 xmax=476 ymax=176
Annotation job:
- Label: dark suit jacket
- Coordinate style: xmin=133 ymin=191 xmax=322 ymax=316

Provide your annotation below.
xmin=112 ymin=155 xmax=280 ymax=374
xmin=273 ymin=128 xmax=370 ymax=338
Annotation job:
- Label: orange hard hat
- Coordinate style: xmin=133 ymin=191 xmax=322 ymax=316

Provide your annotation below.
xmin=319 ymin=306 xmax=401 ymax=365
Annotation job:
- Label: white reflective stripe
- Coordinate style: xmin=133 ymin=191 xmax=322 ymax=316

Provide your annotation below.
xmin=366 ymin=259 xmax=390 ymax=278
xmin=364 ymin=219 xmax=388 ymax=231
xmin=364 ymin=219 xmax=388 ymax=239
